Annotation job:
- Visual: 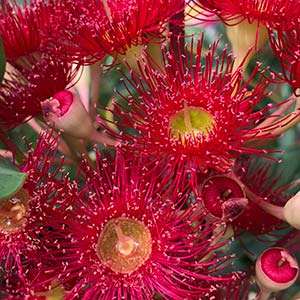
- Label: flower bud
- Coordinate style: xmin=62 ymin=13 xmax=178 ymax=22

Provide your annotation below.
xmin=283 ymin=191 xmax=300 ymax=230
xmin=255 ymin=247 xmax=299 ymax=293
xmin=226 ymin=20 xmax=268 ymax=71
xmin=41 ymin=90 xmax=95 ymax=139
xmin=117 ymin=41 xmax=164 ymax=75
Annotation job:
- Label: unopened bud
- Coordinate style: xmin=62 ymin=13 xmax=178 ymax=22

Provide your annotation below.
xmin=226 ymin=20 xmax=268 ymax=72
xmin=283 ymin=191 xmax=300 ymax=230
xmin=117 ymin=40 xmax=164 ymax=75
xmin=41 ymin=90 xmax=95 ymax=139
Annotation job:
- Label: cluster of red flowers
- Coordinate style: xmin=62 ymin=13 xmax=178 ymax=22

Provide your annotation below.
xmin=0 ymin=0 xmax=300 ymax=299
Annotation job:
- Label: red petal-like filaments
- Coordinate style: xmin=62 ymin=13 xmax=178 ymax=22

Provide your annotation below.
xmin=189 ymin=0 xmax=300 ymax=29
xmin=36 ymin=152 xmax=238 ymax=300
xmin=53 ymin=0 xmax=184 ymax=64
xmin=0 ymin=131 xmax=71 ymax=298
xmin=100 ymin=36 xmax=279 ymax=174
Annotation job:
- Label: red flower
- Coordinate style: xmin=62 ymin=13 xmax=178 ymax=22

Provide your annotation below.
xmin=0 ymin=131 xmax=70 ymax=297
xmin=199 ymin=156 xmax=290 ymax=236
xmin=0 ymin=55 xmax=79 ymax=129
xmin=189 ymin=0 xmax=300 ymax=28
xmin=0 ymin=1 xmax=80 ymax=130
xmin=38 ymin=152 xmax=237 ymax=300
xmin=269 ymin=27 xmax=300 ymax=94
xmin=101 ymin=36 xmax=279 ymax=174
xmin=55 ymin=0 xmax=184 ymax=64
xmin=0 ymin=0 xmax=61 ymax=66
xmin=0 ymin=272 xmax=48 ymax=300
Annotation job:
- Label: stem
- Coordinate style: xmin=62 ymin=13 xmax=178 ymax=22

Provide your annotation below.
xmin=262 ymin=95 xmax=300 ymax=137
xmin=247 ymin=94 xmax=300 ymax=148
xmin=61 ymin=134 xmax=90 ymax=166
xmin=103 ymin=98 xmax=120 ymax=134
xmin=0 ymin=149 xmax=13 ymax=158
xmin=256 ymin=200 xmax=285 ymax=222
xmin=0 ymin=127 xmax=25 ymax=163
xmin=256 ymin=290 xmax=271 ymax=300
xmin=90 ymin=129 xmax=117 ymax=146
xmin=253 ymin=97 xmax=296 ymax=130
xmin=198 ymin=225 xmax=233 ymax=263
xmin=89 ymin=62 xmax=102 ymax=122
xmin=291 ymin=291 xmax=300 ymax=299
xmin=230 ymin=172 xmax=286 ymax=221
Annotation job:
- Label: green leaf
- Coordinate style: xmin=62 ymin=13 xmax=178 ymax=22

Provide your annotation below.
xmin=0 ymin=36 xmax=6 ymax=84
xmin=0 ymin=165 xmax=27 ymax=200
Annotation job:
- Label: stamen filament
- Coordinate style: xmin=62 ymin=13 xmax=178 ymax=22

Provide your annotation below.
xmin=102 ymin=0 xmax=113 ymax=23
xmin=183 ymin=102 xmax=193 ymax=132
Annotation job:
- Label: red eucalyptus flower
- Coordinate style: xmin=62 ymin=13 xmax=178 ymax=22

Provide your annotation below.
xmin=0 ymin=131 xmax=70 ymax=297
xmin=0 ymin=272 xmax=48 ymax=300
xmin=0 ymin=0 xmax=61 ymax=67
xmin=0 ymin=0 xmax=82 ymax=129
xmin=55 ymin=0 xmax=184 ymax=64
xmin=0 ymin=0 xmax=83 ymax=130
xmin=189 ymin=0 xmax=300 ymax=28
xmin=38 ymin=152 xmax=237 ymax=300
xmin=0 ymin=55 xmax=79 ymax=129
xmin=269 ymin=27 xmax=300 ymax=94
xmin=101 ymin=36 xmax=281 ymax=174
xmin=226 ymin=246 xmax=300 ymax=300
xmin=188 ymin=0 xmax=300 ymax=70
xmin=199 ymin=157 xmax=291 ymax=236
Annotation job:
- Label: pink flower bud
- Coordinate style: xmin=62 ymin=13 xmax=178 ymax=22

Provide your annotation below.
xmin=255 ymin=247 xmax=299 ymax=292
xmin=41 ymin=90 xmax=95 ymax=139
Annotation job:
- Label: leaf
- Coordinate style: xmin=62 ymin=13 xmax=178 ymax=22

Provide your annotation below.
xmin=0 ymin=36 xmax=6 ymax=84
xmin=0 ymin=165 xmax=27 ymax=200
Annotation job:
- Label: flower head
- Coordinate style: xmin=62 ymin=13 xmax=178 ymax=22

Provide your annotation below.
xmin=269 ymin=27 xmax=300 ymax=94
xmin=199 ymin=156 xmax=291 ymax=236
xmin=0 ymin=55 xmax=79 ymax=129
xmin=0 ymin=131 xmax=70 ymax=297
xmin=190 ymin=0 xmax=300 ymax=28
xmin=0 ymin=0 xmax=81 ymax=130
xmin=101 ymin=36 xmax=278 ymax=174
xmin=188 ymin=0 xmax=300 ymax=70
xmin=55 ymin=0 xmax=184 ymax=64
xmin=0 ymin=0 xmax=61 ymax=67
xmin=38 ymin=152 xmax=237 ymax=300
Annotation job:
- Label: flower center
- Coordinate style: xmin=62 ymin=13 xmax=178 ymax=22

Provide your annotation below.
xmin=0 ymin=188 xmax=29 ymax=234
xmin=96 ymin=217 xmax=152 ymax=274
xmin=201 ymin=175 xmax=248 ymax=221
xmin=169 ymin=105 xmax=215 ymax=142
